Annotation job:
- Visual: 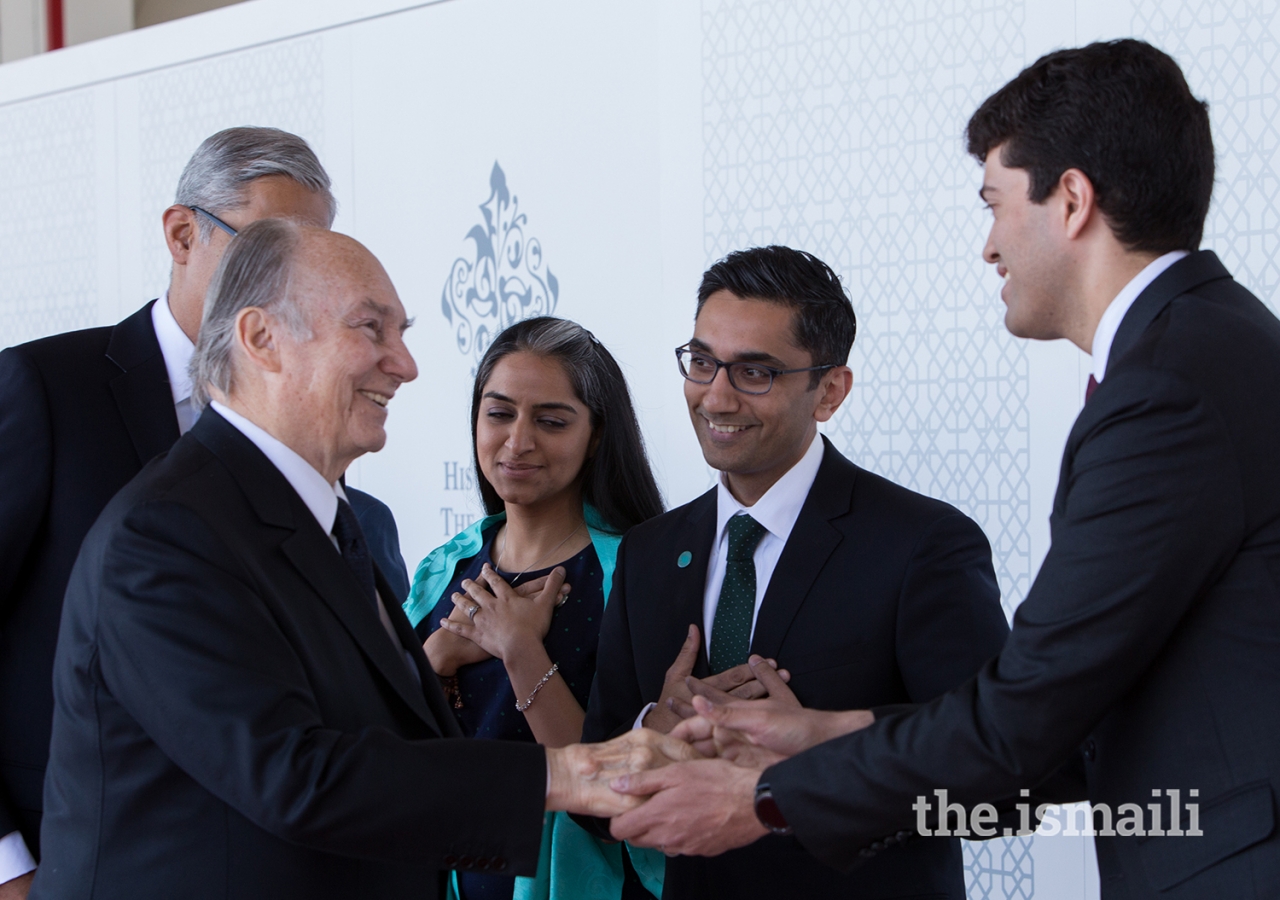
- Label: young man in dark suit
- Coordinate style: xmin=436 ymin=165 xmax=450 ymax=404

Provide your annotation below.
xmin=615 ymin=39 xmax=1280 ymax=899
xmin=31 ymin=220 xmax=688 ymax=900
xmin=582 ymin=246 xmax=1011 ymax=898
xmin=0 ymin=127 xmax=403 ymax=896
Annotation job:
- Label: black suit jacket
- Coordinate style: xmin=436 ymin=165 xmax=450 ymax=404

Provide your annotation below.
xmin=32 ymin=410 xmax=545 ymax=899
xmin=0 ymin=302 xmax=177 ymax=852
xmin=770 ymin=251 xmax=1280 ymax=898
xmin=0 ymin=303 xmax=410 ymax=856
xmin=583 ymin=438 xmax=1009 ymax=899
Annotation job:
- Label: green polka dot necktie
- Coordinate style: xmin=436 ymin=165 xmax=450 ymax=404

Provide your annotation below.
xmin=709 ymin=513 xmax=769 ymax=673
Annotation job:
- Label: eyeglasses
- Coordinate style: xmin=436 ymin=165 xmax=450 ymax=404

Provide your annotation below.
xmin=189 ymin=206 xmax=238 ymax=237
xmin=675 ymin=345 xmax=833 ymax=395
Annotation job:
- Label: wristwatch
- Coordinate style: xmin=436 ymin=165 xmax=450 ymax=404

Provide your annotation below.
xmin=753 ymin=782 xmax=793 ymax=835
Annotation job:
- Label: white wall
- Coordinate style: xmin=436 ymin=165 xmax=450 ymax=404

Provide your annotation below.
xmin=4 ymin=1 xmax=1279 ymax=896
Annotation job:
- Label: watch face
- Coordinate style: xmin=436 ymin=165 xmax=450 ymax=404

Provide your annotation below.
xmin=754 ymin=788 xmax=792 ymax=834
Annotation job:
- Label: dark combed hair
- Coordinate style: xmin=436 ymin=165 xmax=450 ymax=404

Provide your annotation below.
xmin=696 ymin=245 xmax=857 ymax=387
xmin=966 ymin=38 xmax=1214 ymax=254
xmin=471 ymin=317 xmax=664 ymax=533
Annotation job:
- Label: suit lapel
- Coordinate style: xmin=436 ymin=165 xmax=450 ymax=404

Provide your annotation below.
xmin=281 ymin=524 xmax=442 ymax=734
xmin=1107 ymin=250 xmax=1231 ymax=376
xmin=192 ymin=411 xmax=442 ymax=734
xmin=750 ymin=439 xmax=851 ymax=661
xmin=106 ymin=301 xmax=180 ymax=466
xmin=661 ymin=490 xmax=718 ymax=677
xmin=379 ymin=565 xmax=459 ymax=737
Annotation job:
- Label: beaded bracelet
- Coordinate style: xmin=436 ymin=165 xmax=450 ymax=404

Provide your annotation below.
xmin=516 ymin=663 xmax=559 ymax=712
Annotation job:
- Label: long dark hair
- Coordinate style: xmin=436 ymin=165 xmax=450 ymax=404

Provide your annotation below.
xmin=471 ymin=317 xmax=664 ymax=533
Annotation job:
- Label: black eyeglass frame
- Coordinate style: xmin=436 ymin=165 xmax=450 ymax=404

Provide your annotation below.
xmin=674 ymin=344 xmax=834 ymax=395
xmin=188 ymin=205 xmax=239 ymax=237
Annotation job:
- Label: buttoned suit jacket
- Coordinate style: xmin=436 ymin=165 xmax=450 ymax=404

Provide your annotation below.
xmin=768 ymin=251 xmax=1280 ymax=898
xmin=583 ymin=438 xmax=1010 ymax=900
xmin=0 ymin=302 xmax=408 ymax=856
xmin=32 ymin=409 xmax=545 ymax=899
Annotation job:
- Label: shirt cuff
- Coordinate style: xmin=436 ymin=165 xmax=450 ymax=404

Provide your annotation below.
xmin=632 ymin=702 xmax=657 ymax=730
xmin=0 ymin=831 xmax=36 ymax=883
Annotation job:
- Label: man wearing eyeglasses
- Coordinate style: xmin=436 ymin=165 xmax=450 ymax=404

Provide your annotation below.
xmin=581 ymin=245 xmax=1010 ymax=899
xmin=0 ymin=127 xmax=402 ymax=898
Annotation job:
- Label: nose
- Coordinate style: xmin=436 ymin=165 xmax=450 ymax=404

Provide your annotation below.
xmin=384 ymin=330 xmax=419 ymax=384
xmin=505 ymin=415 xmax=536 ymax=454
xmin=700 ymin=364 xmax=740 ymax=413
xmin=982 ymin=226 xmax=999 ymax=266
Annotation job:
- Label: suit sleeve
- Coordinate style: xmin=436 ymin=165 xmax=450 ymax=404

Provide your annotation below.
xmin=0 ymin=348 xmax=53 ymax=838
xmin=93 ymin=499 xmax=546 ymax=870
xmin=582 ymin=533 xmax=645 ymax=743
xmin=894 ymin=512 xmax=1009 ymax=703
xmin=768 ymin=368 xmax=1243 ymax=870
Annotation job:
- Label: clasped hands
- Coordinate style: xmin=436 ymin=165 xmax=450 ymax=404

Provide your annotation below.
xmin=549 ymin=628 xmax=874 ymax=858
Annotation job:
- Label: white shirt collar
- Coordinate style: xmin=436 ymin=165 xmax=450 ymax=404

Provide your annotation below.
xmin=715 ymin=430 xmax=824 ymax=543
xmin=210 ymin=401 xmax=344 ymax=534
xmin=151 ymin=291 xmax=195 ymax=405
xmin=1090 ymin=250 xmax=1189 ymax=382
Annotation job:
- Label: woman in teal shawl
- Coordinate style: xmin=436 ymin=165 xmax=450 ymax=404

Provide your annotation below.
xmin=404 ymin=317 xmax=665 ymax=900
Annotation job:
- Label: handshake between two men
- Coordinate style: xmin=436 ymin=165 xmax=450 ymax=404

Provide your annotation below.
xmin=554 ymin=625 xmax=873 ymax=858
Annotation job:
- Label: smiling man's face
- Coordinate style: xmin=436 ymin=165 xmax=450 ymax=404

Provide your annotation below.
xmin=275 ymin=233 xmax=418 ymax=480
xmin=684 ymin=291 xmax=829 ymax=503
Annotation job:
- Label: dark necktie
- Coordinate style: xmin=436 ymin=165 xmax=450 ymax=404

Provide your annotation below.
xmin=1086 ymin=374 xmax=1099 ymax=403
xmin=332 ymin=498 xmax=377 ymax=610
xmin=709 ymin=514 xmax=769 ymax=673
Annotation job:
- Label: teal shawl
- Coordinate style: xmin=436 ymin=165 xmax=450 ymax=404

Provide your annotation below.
xmin=404 ymin=507 xmax=664 ymax=900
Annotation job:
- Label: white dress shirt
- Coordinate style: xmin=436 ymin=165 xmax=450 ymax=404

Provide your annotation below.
xmin=0 ymin=295 xmax=204 ymax=884
xmin=635 ymin=431 xmax=825 ymax=728
xmin=152 ymin=292 xmax=198 ymax=434
xmin=1090 ymin=250 xmax=1189 ymax=384
xmin=210 ymin=402 xmax=417 ymax=679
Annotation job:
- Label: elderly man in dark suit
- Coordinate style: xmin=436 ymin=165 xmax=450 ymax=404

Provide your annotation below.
xmin=614 ymin=39 xmax=1280 ymax=899
xmin=582 ymin=246 xmax=1010 ymax=898
xmin=0 ymin=127 xmax=412 ymax=897
xmin=32 ymin=219 xmax=686 ymax=900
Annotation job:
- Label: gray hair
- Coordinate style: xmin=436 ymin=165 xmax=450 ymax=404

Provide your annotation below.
xmin=175 ymin=127 xmax=336 ymax=241
xmin=189 ymin=218 xmax=313 ymax=408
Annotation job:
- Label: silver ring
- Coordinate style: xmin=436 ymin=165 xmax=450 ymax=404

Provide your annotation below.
xmin=466 ymin=603 xmax=481 ymax=622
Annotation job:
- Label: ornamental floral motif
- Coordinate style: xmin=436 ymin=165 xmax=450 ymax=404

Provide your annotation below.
xmin=441 ymin=161 xmax=559 ymax=372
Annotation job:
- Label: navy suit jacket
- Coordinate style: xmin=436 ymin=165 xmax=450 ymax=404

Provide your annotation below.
xmin=583 ymin=438 xmax=1010 ymax=899
xmin=0 ymin=301 xmax=409 ymax=855
xmin=770 ymin=252 xmax=1280 ymax=898
xmin=32 ymin=410 xmax=544 ymax=899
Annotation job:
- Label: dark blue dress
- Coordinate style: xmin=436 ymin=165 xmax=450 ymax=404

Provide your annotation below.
xmin=414 ymin=523 xmax=605 ymax=900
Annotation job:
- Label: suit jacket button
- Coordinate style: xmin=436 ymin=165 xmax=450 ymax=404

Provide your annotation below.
xmin=477 ymin=857 xmax=491 ymax=870
xmin=1084 ymin=739 xmax=1097 ymax=762
xmin=896 ymin=830 xmax=912 ymax=842
xmin=457 ymin=855 xmax=474 ymax=868
xmin=493 ymin=858 xmax=508 ymax=871
xmin=871 ymin=841 xmax=886 ymax=851
xmin=443 ymin=854 xmax=458 ymax=867
xmin=858 ymin=847 xmax=874 ymax=858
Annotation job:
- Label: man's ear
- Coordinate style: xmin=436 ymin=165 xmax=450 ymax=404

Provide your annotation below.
xmin=1057 ymin=168 xmax=1098 ymax=241
xmin=162 ymin=205 xmax=198 ymax=266
xmin=813 ymin=366 xmax=853 ymax=423
xmin=234 ymin=308 xmax=284 ymax=375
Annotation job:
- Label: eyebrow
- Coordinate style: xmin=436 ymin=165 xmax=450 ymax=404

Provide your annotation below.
xmin=358 ymin=298 xmax=414 ymax=333
xmin=482 ymin=391 xmax=579 ymax=413
xmin=687 ymin=337 xmax=786 ymax=366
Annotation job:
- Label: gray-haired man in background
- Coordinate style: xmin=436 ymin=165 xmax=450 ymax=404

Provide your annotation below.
xmin=0 ymin=127 xmax=413 ymax=898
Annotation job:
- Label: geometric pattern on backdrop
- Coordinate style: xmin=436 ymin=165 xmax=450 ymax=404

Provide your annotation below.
xmin=0 ymin=91 xmax=97 ymax=348
xmin=137 ymin=36 xmax=325 ymax=300
xmin=701 ymin=0 xmax=1032 ymax=623
xmin=1133 ymin=0 xmax=1280 ymax=315
xmin=701 ymin=2 xmax=1034 ymax=897
xmin=441 ymin=161 xmax=560 ymax=374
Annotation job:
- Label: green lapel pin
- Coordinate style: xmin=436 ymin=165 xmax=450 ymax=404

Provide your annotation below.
xmin=677 ymin=551 xmax=692 ymax=568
